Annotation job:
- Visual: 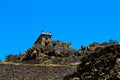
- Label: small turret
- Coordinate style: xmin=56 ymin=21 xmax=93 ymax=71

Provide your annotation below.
xmin=34 ymin=31 xmax=52 ymax=46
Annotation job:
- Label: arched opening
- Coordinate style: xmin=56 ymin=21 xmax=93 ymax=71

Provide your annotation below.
xmin=45 ymin=42 xmax=48 ymax=46
xmin=53 ymin=43 xmax=56 ymax=47
xmin=46 ymin=37 xmax=48 ymax=40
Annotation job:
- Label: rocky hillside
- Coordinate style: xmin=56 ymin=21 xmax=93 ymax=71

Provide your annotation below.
xmin=64 ymin=43 xmax=120 ymax=80
xmin=1 ymin=39 xmax=120 ymax=80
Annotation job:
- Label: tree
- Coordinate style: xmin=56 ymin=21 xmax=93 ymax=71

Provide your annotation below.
xmin=109 ymin=39 xmax=118 ymax=44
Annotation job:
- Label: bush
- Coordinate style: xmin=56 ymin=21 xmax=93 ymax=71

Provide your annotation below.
xmin=42 ymin=60 xmax=53 ymax=65
xmin=5 ymin=54 xmax=18 ymax=62
xmin=5 ymin=77 xmax=14 ymax=80
xmin=109 ymin=39 xmax=118 ymax=44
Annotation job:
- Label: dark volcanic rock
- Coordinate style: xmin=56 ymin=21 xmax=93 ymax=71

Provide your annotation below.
xmin=64 ymin=43 xmax=120 ymax=80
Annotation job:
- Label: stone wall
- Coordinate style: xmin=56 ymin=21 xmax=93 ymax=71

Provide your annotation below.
xmin=0 ymin=64 xmax=76 ymax=80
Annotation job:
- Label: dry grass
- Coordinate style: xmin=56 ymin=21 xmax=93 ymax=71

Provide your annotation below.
xmin=0 ymin=61 xmax=71 ymax=67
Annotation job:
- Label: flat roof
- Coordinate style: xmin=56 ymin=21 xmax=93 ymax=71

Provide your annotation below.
xmin=41 ymin=32 xmax=52 ymax=36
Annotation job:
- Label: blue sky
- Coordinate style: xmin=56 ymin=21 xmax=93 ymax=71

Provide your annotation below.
xmin=0 ymin=0 xmax=120 ymax=60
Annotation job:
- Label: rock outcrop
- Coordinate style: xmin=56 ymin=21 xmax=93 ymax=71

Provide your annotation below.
xmin=64 ymin=43 xmax=120 ymax=80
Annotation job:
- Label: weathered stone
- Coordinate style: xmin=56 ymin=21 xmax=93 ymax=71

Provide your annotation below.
xmin=64 ymin=44 xmax=120 ymax=80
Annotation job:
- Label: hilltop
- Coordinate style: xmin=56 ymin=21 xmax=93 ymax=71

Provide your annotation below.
xmin=0 ymin=32 xmax=120 ymax=80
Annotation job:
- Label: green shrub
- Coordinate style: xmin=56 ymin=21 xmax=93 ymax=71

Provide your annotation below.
xmin=109 ymin=39 xmax=118 ymax=44
xmin=42 ymin=60 xmax=53 ymax=65
xmin=4 ymin=77 xmax=14 ymax=80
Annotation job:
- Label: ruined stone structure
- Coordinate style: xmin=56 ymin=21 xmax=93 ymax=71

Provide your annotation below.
xmin=34 ymin=31 xmax=71 ymax=49
xmin=34 ymin=32 xmax=52 ymax=46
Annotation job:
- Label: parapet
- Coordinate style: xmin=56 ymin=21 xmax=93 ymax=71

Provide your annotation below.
xmin=41 ymin=32 xmax=52 ymax=36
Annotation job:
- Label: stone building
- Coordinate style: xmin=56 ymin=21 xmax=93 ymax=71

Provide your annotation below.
xmin=34 ymin=31 xmax=71 ymax=49
xmin=34 ymin=32 xmax=52 ymax=46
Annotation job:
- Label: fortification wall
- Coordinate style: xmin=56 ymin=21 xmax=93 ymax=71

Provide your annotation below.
xmin=0 ymin=64 xmax=76 ymax=80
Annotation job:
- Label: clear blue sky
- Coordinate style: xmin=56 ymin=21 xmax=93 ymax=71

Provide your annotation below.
xmin=0 ymin=0 xmax=120 ymax=60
